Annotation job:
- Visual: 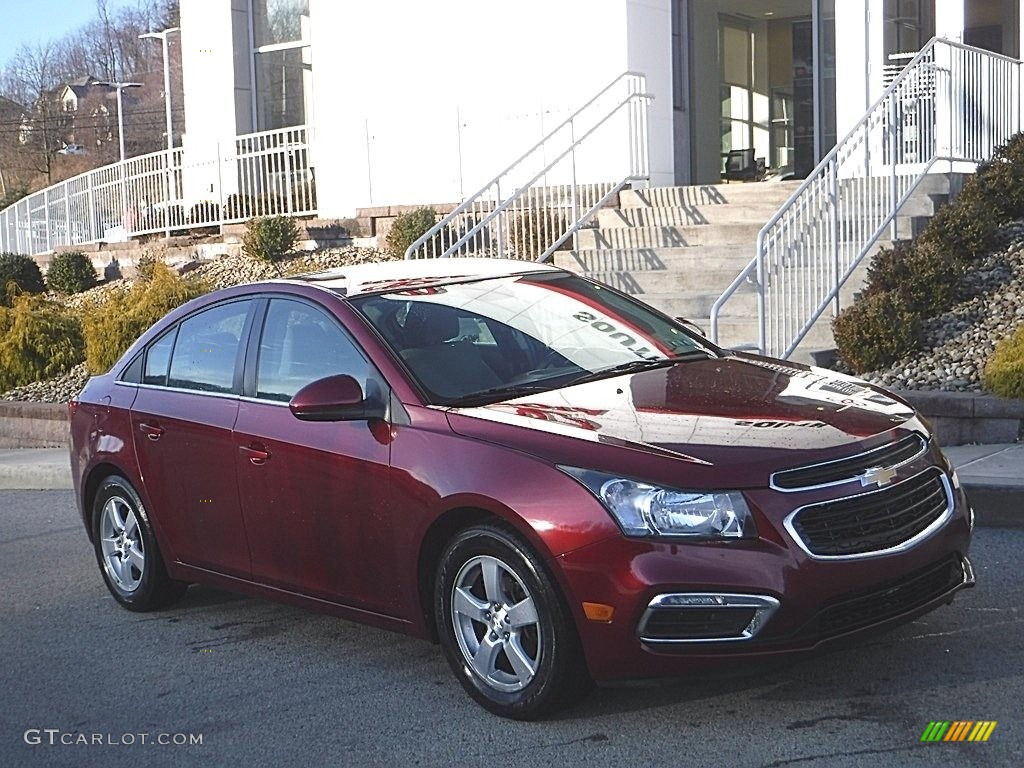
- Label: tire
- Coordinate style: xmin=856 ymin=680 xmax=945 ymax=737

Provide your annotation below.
xmin=435 ymin=522 xmax=593 ymax=719
xmin=91 ymin=475 xmax=187 ymax=612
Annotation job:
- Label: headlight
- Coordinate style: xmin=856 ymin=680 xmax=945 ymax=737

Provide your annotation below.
xmin=559 ymin=467 xmax=755 ymax=539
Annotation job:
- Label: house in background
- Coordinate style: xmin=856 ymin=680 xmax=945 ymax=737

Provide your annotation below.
xmin=178 ymin=0 xmax=1024 ymax=219
xmin=55 ymin=75 xmax=115 ymax=152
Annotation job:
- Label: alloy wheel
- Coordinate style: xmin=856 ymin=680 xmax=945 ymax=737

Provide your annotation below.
xmin=451 ymin=554 xmax=542 ymax=692
xmin=99 ymin=495 xmax=146 ymax=593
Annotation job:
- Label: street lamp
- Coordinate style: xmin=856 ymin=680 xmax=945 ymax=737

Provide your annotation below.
xmin=97 ymin=81 xmax=142 ymax=162
xmin=139 ymin=27 xmax=180 ymax=154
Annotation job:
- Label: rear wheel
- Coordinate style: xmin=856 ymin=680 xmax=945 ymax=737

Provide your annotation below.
xmin=435 ymin=523 xmax=592 ymax=719
xmin=92 ymin=475 xmax=187 ymax=611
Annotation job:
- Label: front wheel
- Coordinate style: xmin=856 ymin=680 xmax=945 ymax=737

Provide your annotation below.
xmin=92 ymin=475 xmax=187 ymax=611
xmin=435 ymin=523 xmax=592 ymax=719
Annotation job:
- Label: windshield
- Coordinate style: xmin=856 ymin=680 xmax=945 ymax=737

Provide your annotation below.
xmin=350 ymin=272 xmax=714 ymax=406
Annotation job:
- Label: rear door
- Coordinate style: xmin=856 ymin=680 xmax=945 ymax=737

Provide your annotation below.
xmin=130 ymin=299 xmax=256 ymax=578
xmin=233 ymin=297 xmax=397 ymax=611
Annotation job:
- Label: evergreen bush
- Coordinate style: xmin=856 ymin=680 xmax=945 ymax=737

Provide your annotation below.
xmin=84 ymin=264 xmax=206 ymax=373
xmin=46 ymin=251 xmax=98 ymax=294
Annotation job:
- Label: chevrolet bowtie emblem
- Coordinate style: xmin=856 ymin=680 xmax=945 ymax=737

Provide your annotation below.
xmin=860 ymin=465 xmax=897 ymax=487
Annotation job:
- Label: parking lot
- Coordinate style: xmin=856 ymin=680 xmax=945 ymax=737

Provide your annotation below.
xmin=1 ymin=489 xmax=1020 ymax=768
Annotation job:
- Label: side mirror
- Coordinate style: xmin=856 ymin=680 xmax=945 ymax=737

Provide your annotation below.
xmin=675 ymin=317 xmax=707 ymax=338
xmin=289 ymin=374 xmax=386 ymax=422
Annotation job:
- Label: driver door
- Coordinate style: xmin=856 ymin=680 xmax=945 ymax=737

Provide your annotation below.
xmin=233 ymin=297 xmax=398 ymax=613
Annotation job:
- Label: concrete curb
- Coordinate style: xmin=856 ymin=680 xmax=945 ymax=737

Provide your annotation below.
xmin=0 ymin=449 xmax=72 ymax=490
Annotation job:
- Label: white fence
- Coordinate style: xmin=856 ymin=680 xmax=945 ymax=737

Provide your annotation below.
xmin=0 ymin=125 xmax=316 ymax=256
xmin=711 ymin=39 xmax=1022 ymax=359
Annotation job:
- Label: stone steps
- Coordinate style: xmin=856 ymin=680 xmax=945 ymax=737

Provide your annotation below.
xmin=618 ymin=181 xmax=802 ymax=209
xmin=577 ymin=222 xmax=762 ymax=250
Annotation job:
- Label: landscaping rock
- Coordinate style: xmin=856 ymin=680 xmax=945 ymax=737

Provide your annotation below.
xmin=859 ymin=220 xmax=1024 ymax=392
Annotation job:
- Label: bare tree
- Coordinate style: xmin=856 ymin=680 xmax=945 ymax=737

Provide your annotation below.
xmin=0 ymin=0 xmax=184 ymax=194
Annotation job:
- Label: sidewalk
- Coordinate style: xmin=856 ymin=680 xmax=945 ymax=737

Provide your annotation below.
xmin=0 ymin=445 xmax=1020 ymax=527
xmin=942 ymin=443 xmax=1024 ymax=528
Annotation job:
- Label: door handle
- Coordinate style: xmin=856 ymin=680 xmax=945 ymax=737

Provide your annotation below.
xmin=138 ymin=423 xmax=164 ymax=441
xmin=239 ymin=444 xmax=270 ymax=466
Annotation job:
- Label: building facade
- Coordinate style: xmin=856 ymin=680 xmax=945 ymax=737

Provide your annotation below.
xmin=179 ymin=0 xmax=1024 ymax=218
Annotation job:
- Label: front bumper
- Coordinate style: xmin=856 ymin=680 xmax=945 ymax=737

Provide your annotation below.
xmin=557 ymin=471 xmax=974 ymax=681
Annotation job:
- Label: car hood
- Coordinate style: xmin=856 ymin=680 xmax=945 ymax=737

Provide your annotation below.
xmin=445 ymin=354 xmax=925 ymax=486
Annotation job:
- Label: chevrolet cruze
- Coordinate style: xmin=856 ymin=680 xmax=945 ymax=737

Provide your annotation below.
xmin=70 ymin=258 xmax=975 ymax=718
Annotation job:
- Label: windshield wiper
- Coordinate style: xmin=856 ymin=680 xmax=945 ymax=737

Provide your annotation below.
xmin=566 ymin=351 xmax=712 ymax=386
xmin=444 ymin=382 xmax=560 ymax=408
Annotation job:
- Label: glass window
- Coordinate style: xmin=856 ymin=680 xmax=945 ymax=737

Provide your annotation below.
xmin=253 ymin=0 xmax=309 ymax=47
xmin=168 ymin=302 xmax=251 ymax=393
xmin=256 ymin=299 xmax=369 ymax=402
xmin=143 ymin=327 xmax=178 ymax=386
xmin=255 ymin=47 xmax=310 ymax=130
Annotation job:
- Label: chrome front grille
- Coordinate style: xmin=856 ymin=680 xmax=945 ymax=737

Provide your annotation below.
xmin=785 ymin=467 xmax=952 ymax=558
xmin=771 ymin=434 xmax=927 ymax=492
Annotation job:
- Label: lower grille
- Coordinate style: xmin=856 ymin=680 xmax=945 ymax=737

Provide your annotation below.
xmin=788 ymin=467 xmax=951 ymax=557
xmin=642 ymin=607 xmax=756 ymax=641
xmin=811 ymin=555 xmax=965 ymax=638
xmin=638 ymin=593 xmax=780 ymax=643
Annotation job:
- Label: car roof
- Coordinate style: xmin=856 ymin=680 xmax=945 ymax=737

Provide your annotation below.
xmin=285 ymin=257 xmax=562 ymax=297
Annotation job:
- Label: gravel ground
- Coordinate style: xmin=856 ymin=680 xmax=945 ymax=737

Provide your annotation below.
xmin=861 ymin=221 xmax=1024 ymax=392
xmin=1 ymin=247 xmax=395 ymax=403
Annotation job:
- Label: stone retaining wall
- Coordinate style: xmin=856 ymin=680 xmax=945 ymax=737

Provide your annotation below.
xmin=0 ymin=402 xmax=70 ymax=448
xmin=898 ymin=391 xmax=1024 ymax=445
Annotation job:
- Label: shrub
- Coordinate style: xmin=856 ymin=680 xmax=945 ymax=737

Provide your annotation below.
xmin=833 ymin=291 xmax=920 ymax=374
xmin=984 ymin=326 xmax=1024 ymax=399
xmin=242 ymin=215 xmax=300 ymax=263
xmin=83 ymin=263 xmax=206 ymax=373
xmin=46 ymin=251 xmax=97 ymax=294
xmin=973 ymin=133 xmax=1024 ymax=222
xmin=507 ymin=208 xmax=571 ymax=260
xmin=837 ymin=131 xmax=1024 ymax=370
xmin=386 ymin=207 xmax=437 ymax=258
xmin=0 ymin=252 xmax=45 ymax=306
xmin=0 ymin=293 xmax=85 ymax=391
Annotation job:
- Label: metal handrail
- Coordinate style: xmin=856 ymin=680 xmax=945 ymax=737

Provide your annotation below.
xmin=404 ymin=72 xmax=652 ymax=261
xmin=710 ymin=37 xmax=1022 ymax=359
xmin=0 ymin=124 xmax=316 ymax=256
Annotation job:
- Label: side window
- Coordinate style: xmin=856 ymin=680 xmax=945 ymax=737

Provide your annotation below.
xmin=168 ymin=301 xmax=251 ymax=393
xmin=143 ymin=327 xmax=178 ymax=386
xmin=256 ymin=299 xmax=369 ymax=402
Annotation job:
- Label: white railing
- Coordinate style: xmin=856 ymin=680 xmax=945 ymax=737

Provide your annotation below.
xmin=711 ymin=38 xmax=1022 ymax=359
xmin=404 ymin=72 xmax=651 ymax=261
xmin=0 ymin=125 xmax=316 ymax=256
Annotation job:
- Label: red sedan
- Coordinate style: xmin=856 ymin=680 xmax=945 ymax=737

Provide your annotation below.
xmin=70 ymin=258 xmax=974 ymax=719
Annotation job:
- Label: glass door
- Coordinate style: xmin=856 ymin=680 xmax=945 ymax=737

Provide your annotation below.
xmin=719 ymin=16 xmax=754 ymax=175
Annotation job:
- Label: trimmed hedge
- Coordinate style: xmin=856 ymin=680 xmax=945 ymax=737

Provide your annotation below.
xmin=46 ymin=251 xmax=98 ymax=294
xmin=0 ymin=293 xmax=85 ymax=391
xmin=984 ymin=326 xmax=1024 ymax=399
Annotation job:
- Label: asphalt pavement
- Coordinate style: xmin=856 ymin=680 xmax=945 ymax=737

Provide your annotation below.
xmin=0 ymin=489 xmax=1021 ymax=768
